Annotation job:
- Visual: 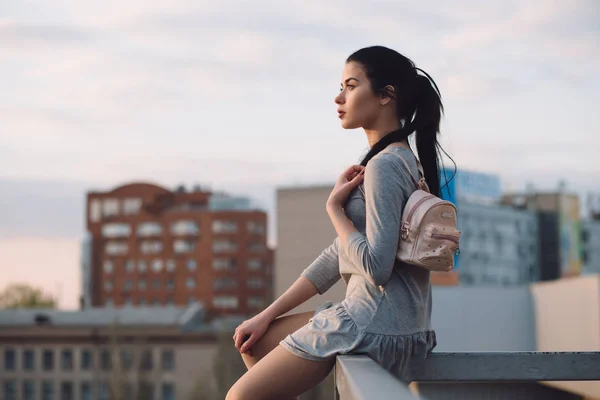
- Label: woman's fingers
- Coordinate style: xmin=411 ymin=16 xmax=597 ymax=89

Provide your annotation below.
xmin=234 ymin=330 xmax=246 ymax=350
xmin=240 ymin=334 xmax=254 ymax=354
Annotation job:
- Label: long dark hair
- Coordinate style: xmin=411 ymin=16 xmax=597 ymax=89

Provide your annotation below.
xmin=348 ymin=46 xmax=454 ymax=197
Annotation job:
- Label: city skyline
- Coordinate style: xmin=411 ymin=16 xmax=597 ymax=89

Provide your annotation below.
xmin=1 ymin=0 xmax=599 ymax=308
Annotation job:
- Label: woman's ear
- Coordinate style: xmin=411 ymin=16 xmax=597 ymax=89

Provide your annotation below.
xmin=380 ymin=85 xmax=396 ymax=106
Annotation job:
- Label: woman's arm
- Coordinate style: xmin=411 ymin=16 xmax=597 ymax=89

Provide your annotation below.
xmin=327 ymin=154 xmax=412 ymax=287
xmin=261 ymin=276 xmax=318 ymax=321
xmin=261 ymin=239 xmax=341 ymax=321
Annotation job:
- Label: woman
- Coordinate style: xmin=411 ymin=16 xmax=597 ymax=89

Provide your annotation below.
xmin=227 ymin=45 xmax=449 ymax=400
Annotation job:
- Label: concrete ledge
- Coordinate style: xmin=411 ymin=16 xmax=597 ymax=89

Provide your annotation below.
xmin=335 ymin=355 xmax=419 ymax=400
xmin=409 ymin=351 xmax=600 ymax=382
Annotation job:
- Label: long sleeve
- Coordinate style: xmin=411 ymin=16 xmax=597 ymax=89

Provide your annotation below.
xmin=300 ymin=237 xmax=342 ymax=294
xmin=341 ymin=153 xmax=415 ymax=287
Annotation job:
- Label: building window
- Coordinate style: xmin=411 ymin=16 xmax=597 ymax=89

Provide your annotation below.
xmin=166 ymin=279 xmax=174 ymax=291
xmin=42 ymin=381 xmax=54 ymax=400
xmin=138 ymin=260 xmax=147 ymax=273
xmin=23 ymin=349 xmax=35 ymax=371
xmin=3 ymin=348 xmax=16 ymax=370
xmin=105 ymin=241 xmax=128 ymax=256
xmin=248 ymin=277 xmax=265 ymax=289
xmin=248 ymin=296 xmax=265 ymax=309
xmin=152 ymin=279 xmax=161 ymax=290
xmin=120 ymin=349 xmax=132 ymax=370
xmin=23 ymin=380 xmax=35 ymax=400
xmin=212 ymin=220 xmax=238 ymax=234
xmin=152 ymin=259 xmax=163 ymax=272
xmin=124 ymin=280 xmax=133 ymax=290
xmin=100 ymin=349 xmax=111 ymax=371
xmin=139 ymin=382 xmax=154 ymax=400
xmin=139 ymin=298 xmax=147 ymax=306
xmin=90 ymin=199 xmax=102 ymax=222
xmin=103 ymin=260 xmax=114 ymax=274
xmin=123 ymin=198 xmax=142 ymax=215
xmin=187 ymin=259 xmax=197 ymax=271
xmin=161 ymin=383 xmax=175 ymax=400
xmin=214 ymin=278 xmax=237 ymax=290
xmin=102 ymin=198 xmax=119 ymax=217
xmin=137 ymin=222 xmax=162 ymax=237
xmin=80 ymin=382 xmax=92 ymax=400
xmin=174 ymin=239 xmax=196 ymax=254
xmin=166 ymin=297 xmax=174 ymax=307
xmin=43 ymin=349 xmax=54 ymax=371
xmin=213 ymin=296 xmax=238 ymax=309
xmin=61 ymin=349 xmax=73 ymax=371
xmin=81 ymin=349 xmax=92 ymax=370
xmin=60 ymin=381 xmax=73 ymax=400
xmin=248 ymin=241 xmax=265 ymax=252
xmin=124 ymin=297 xmax=132 ymax=307
xmin=213 ymin=258 xmax=237 ymax=271
xmin=166 ymin=259 xmax=176 ymax=272
xmin=140 ymin=240 xmax=163 ymax=254
xmin=3 ymin=380 xmax=16 ymax=400
xmin=171 ymin=220 xmax=200 ymax=236
xmin=247 ymin=221 xmax=265 ymax=234
xmin=186 ymin=278 xmax=196 ymax=289
xmin=101 ymin=223 xmax=131 ymax=238
xmin=120 ymin=383 xmax=133 ymax=399
xmin=104 ymin=281 xmax=113 ymax=291
xmin=153 ymin=299 xmax=161 ymax=306
xmin=125 ymin=260 xmax=135 ymax=272
xmin=248 ymin=259 xmax=262 ymax=271
xmin=97 ymin=382 xmax=109 ymax=400
xmin=188 ymin=296 xmax=197 ymax=306
xmin=213 ymin=239 xmax=237 ymax=253
xmin=140 ymin=349 xmax=153 ymax=371
xmin=138 ymin=279 xmax=147 ymax=290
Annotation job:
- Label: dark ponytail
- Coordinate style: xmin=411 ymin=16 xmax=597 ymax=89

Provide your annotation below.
xmin=348 ymin=46 xmax=454 ymax=197
xmin=413 ymin=72 xmax=443 ymax=197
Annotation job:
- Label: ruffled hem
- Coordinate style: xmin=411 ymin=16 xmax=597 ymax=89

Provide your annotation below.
xmin=280 ymin=301 xmax=362 ymax=361
xmin=357 ymin=330 xmax=436 ymax=382
xmin=280 ymin=301 xmax=437 ymax=381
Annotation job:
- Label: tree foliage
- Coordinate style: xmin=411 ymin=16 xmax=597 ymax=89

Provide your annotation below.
xmin=0 ymin=283 xmax=57 ymax=309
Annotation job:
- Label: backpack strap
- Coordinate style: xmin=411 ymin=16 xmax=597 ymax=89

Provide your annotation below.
xmin=389 ymin=152 xmax=430 ymax=193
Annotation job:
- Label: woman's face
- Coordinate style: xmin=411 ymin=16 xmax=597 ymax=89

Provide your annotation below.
xmin=334 ymin=61 xmax=382 ymax=130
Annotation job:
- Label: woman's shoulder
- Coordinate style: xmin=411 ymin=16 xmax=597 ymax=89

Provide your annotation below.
xmin=369 ymin=147 xmax=417 ymax=172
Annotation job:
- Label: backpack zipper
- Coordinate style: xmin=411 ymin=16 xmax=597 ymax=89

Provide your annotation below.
xmin=401 ymin=194 xmax=435 ymax=240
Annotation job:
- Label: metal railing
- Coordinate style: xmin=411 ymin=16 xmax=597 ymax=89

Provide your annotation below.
xmin=334 ymin=352 xmax=600 ymax=400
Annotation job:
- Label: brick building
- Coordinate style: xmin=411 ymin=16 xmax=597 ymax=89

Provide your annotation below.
xmin=83 ymin=182 xmax=273 ymax=316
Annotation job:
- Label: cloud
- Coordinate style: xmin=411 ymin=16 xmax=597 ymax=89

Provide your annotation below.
xmin=0 ymin=18 xmax=91 ymax=47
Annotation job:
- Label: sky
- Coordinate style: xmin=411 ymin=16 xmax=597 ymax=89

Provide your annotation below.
xmin=1 ymin=0 xmax=599 ymax=309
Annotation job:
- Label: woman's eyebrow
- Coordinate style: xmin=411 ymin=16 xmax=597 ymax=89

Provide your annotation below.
xmin=341 ymin=77 xmax=359 ymax=85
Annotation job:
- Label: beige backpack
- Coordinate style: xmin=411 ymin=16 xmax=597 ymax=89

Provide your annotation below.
xmin=392 ymin=153 xmax=460 ymax=272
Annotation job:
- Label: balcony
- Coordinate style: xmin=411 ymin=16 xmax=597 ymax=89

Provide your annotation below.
xmin=334 ymin=352 xmax=600 ymax=399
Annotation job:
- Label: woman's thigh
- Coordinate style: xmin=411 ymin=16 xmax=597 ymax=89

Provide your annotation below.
xmin=241 ymin=310 xmax=314 ymax=369
xmin=227 ymin=345 xmax=335 ymax=400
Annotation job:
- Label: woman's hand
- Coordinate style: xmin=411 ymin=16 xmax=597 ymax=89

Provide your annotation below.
xmin=327 ymin=165 xmax=365 ymax=208
xmin=233 ymin=312 xmax=273 ymax=355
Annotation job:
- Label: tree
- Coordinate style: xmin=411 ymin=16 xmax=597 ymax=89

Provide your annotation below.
xmin=0 ymin=283 xmax=57 ymax=309
xmin=107 ymin=319 xmax=163 ymax=400
xmin=188 ymin=330 xmax=247 ymax=400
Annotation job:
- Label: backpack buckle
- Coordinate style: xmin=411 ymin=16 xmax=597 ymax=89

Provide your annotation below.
xmin=401 ymin=222 xmax=410 ymax=240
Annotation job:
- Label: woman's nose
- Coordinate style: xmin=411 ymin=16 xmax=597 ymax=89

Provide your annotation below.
xmin=334 ymin=92 xmax=344 ymax=104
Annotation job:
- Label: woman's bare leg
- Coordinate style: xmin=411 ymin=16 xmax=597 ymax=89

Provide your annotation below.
xmin=227 ymin=345 xmax=335 ymax=400
xmin=240 ymin=310 xmax=314 ymax=370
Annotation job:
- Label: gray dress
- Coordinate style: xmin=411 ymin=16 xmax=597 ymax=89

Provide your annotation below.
xmin=279 ymin=146 xmax=437 ymax=382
